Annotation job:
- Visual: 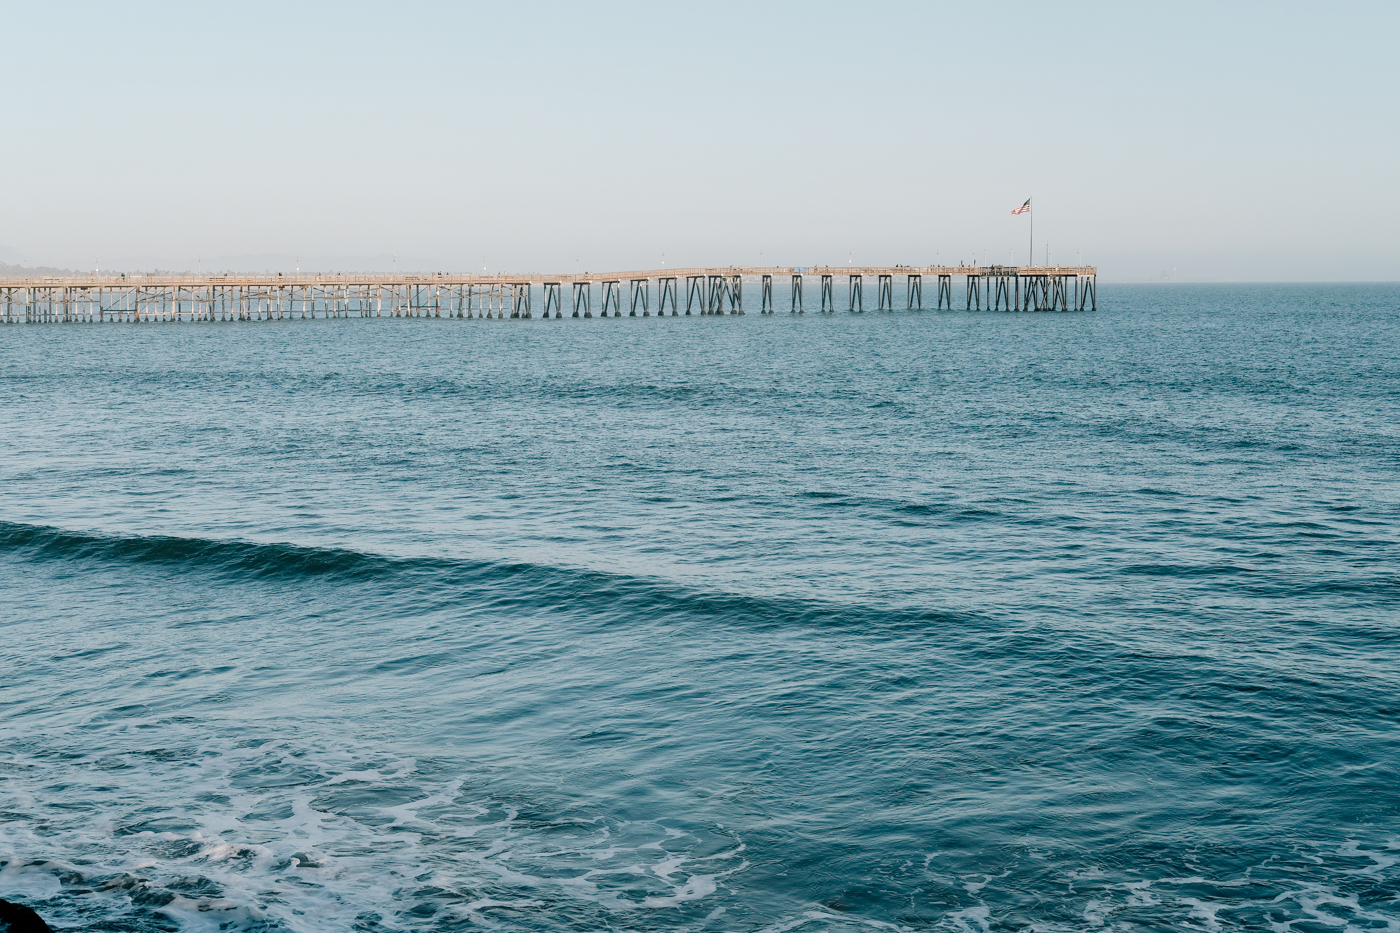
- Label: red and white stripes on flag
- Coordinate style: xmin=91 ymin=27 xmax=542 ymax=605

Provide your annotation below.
xmin=1011 ymin=199 xmax=1031 ymax=215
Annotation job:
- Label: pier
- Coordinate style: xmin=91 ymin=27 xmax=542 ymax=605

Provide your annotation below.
xmin=0 ymin=265 xmax=1096 ymax=323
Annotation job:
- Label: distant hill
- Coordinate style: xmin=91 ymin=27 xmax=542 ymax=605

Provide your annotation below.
xmin=0 ymin=264 xmax=189 ymax=277
xmin=0 ymin=263 xmax=83 ymax=277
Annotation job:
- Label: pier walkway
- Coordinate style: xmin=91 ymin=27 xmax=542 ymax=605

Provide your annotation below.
xmin=0 ymin=265 xmax=1096 ymax=323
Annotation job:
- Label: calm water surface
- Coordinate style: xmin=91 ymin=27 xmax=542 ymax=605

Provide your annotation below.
xmin=2 ymin=284 xmax=1397 ymax=932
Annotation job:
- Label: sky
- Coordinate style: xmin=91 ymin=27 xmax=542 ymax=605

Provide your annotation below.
xmin=2 ymin=0 xmax=1396 ymax=281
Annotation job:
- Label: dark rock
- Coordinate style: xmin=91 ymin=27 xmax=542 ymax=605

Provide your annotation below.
xmin=0 ymin=899 xmax=54 ymax=933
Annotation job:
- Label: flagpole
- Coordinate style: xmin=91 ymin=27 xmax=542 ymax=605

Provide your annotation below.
xmin=1029 ymin=199 xmax=1033 ymax=269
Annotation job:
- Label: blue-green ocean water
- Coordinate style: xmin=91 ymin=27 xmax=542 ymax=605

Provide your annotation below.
xmin=1 ymin=285 xmax=1397 ymax=932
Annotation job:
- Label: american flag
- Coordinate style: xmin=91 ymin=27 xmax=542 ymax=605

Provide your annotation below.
xmin=1011 ymin=199 xmax=1031 ymax=215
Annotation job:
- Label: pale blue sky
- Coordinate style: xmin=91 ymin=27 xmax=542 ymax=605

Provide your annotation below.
xmin=4 ymin=0 xmax=1396 ymax=280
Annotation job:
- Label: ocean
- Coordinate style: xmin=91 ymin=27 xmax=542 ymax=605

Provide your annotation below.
xmin=1 ymin=284 xmax=1397 ymax=932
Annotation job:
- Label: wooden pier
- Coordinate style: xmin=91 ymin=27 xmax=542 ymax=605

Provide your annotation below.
xmin=0 ymin=265 xmax=1096 ymax=323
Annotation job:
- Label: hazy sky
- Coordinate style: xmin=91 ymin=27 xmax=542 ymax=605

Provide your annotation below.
xmin=4 ymin=0 xmax=1396 ymax=280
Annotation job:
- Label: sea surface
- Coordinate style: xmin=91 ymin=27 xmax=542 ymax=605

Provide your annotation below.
xmin=1 ymin=284 xmax=1397 ymax=932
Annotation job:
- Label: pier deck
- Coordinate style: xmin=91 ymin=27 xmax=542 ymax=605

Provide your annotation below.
xmin=1 ymin=265 xmax=1096 ymax=323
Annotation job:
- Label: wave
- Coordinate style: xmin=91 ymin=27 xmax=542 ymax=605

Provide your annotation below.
xmin=0 ymin=520 xmax=400 ymax=581
xmin=0 ymin=520 xmax=977 ymax=633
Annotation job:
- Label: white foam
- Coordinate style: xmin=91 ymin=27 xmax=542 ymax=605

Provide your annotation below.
xmin=1082 ymin=898 xmax=1112 ymax=927
xmin=378 ymin=778 xmax=464 ymax=827
xmin=1123 ymin=880 xmax=1159 ymax=907
xmin=322 ymin=758 xmax=417 ymax=785
xmin=949 ymin=904 xmax=991 ymax=933
xmin=1181 ymin=897 xmax=1225 ymax=932
xmin=640 ymin=871 xmax=717 ymax=908
xmin=3 ymin=720 xmax=1399 ymax=932
xmin=0 ymin=724 xmax=751 ymax=932
xmin=0 ymin=861 xmax=61 ymax=901
xmin=754 ymin=910 xmax=916 ymax=933
xmin=962 ymin=868 xmax=1010 ymax=894
xmin=1338 ymin=839 xmax=1400 ymax=875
